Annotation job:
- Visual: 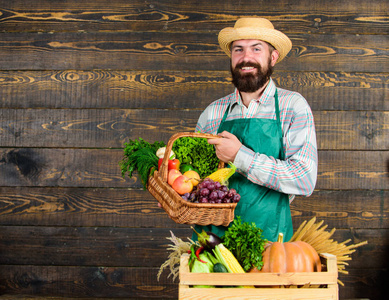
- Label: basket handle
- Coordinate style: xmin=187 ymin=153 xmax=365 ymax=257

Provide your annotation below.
xmin=159 ymin=132 xmax=222 ymax=182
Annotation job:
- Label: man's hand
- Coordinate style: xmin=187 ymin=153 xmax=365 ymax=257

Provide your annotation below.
xmin=208 ymin=131 xmax=242 ymax=163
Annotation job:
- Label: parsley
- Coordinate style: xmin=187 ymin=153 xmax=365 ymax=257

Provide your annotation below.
xmin=222 ymin=216 xmax=267 ymax=272
xmin=172 ymin=137 xmax=219 ymax=178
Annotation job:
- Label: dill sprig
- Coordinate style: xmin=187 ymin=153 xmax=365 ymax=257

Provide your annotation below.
xmin=120 ymin=138 xmax=165 ymax=189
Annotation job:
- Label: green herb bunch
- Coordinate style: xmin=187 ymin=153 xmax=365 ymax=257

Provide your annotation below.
xmin=172 ymin=137 xmax=219 ymax=178
xmin=222 ymin=216 xmax=267 ymax=272
xmin=120 ymin=138 xmax=165 ymax=189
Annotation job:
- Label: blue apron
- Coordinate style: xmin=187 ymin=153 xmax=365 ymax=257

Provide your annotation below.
xmin=194 ymin=89 xmax=293 ymax=242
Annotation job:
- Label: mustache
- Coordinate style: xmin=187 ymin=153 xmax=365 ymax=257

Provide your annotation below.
xmin=234 ymin=61 xmax=262 ymax=70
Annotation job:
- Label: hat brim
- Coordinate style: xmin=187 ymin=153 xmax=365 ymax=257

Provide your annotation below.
xmin=218 ymin=27 xmax=292 ymax=63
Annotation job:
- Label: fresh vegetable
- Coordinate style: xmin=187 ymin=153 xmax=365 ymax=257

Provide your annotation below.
xmin=222 ymin=216 xmax=267 ymax=272
xmin=191 ymin=253 xmax=215 ymax=288
xmin=169 ymin=159 xmax=180 ymax=170
xmin=251 ymin=232 xmax=321 ymax=273
xmin=156 ymin=147 xmax=175 ymax=159
xmin=207 ymin=162 xmax=237 ymax=185
xmin=180 ymin=163 xmax=199 ymax=174
xmin=172 ymin=136 xmax=219 ymax=178
xmin=213 ymin=262 xmax=228 ymax=273
xmin=191 ymin=226 xmax=223 ymax=250
xmin=158 ymin=158 xmax=180 ymax=170
xmin=213 ymin=244 xmax=244 ymax=273
xmin=213 ymin=244 xmax=255 ymax=288
xmin=120 ymin=138 xmax=165 ymax=189
xmin=289 ymin=217 xmax=368 ymax=286
xmin=195 ymin=246 xmax=206 ymax=263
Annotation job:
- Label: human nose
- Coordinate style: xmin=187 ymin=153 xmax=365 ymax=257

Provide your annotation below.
xmin=241 ymin=49 xmax=254 ymax=61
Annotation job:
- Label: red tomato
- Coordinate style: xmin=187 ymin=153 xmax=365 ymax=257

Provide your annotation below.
xmin=158 ymin=158 xmax=163 ymax=170
xmin=158 ymin=158 xmax=180 ymax=171
xmin=168 ymin=159 xmax=180 ymax=170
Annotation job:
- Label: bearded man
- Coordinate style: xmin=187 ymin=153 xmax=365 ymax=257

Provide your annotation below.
xmin=194 ymin=17 xmax=318 ymax=242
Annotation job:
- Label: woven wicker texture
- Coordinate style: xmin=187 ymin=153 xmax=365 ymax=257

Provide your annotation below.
xmin=147 ymin=132 xmax=237 ymax=226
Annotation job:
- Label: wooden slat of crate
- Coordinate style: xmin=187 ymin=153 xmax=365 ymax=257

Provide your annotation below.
xmin=179 ymin=253 xmax=338 ymax=300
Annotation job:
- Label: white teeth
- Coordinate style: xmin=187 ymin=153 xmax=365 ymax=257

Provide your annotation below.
xmin=242 ymin=67 xmax=254 ymax=70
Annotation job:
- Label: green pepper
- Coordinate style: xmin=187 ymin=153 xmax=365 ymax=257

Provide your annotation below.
xmin=180 ymin=164 xmax=199 ymax=174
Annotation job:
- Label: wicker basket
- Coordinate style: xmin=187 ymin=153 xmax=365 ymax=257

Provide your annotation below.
xmin=147 ymin=132 xmax=237 ymax=226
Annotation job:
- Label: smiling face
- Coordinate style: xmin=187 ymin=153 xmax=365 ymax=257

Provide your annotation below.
xmin=230 ymin=39 xmax=279 ymax=93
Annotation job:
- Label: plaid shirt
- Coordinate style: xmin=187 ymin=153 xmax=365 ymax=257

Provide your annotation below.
xmin=196 ymin=79 xmax=318 ymax=201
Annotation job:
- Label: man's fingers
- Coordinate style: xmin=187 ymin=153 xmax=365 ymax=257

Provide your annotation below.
xmin=207 ymin=138 xmax=223 ymax=145
xmin=218 ymin=131 xmax=233 ymax=138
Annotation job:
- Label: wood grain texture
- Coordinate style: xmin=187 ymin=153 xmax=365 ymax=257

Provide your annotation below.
xmin=0 ymin=148 xmax=387 ymax=189
xmin=0 ymin=244 xmax=385 ymax=300
xmin=0 ymin=0 xmax=387 ymax=299
xmin=0 ymin=188 xmax=387 ymax=229
xmin=0 ymin=109 xmax=388 ymax=150
xmin=0 ymin=32 xmax=387 ymax=72
xmin=0 ymin=0 xmax=387 ymax=34
xmin=0 ymin=226 xmax=383 ymax=268
xmin=0 ymin=265 xmax=177 ymax=299
xmin=0 ymin=70 xmax=387 ymax=110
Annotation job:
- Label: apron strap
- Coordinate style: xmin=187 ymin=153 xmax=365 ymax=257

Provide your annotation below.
xmin=219 ymin=89 xmax=284 ymax=160
xmin=274 ymin=88 xmax=285 ymax=160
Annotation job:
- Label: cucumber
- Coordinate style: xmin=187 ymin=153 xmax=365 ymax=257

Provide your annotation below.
xmin=213 ymin=262 xmax=228 ymax=273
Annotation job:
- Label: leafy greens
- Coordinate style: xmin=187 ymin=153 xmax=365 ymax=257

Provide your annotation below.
xmin=222 ymin=216 xmax=267 ymax=272
xmin=120 ymin=138 xmax=165 ymax=189
xmin=172 ymin=136 xmax=219 ymax=178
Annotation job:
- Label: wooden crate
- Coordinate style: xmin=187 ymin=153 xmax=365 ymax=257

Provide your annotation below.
xmin=179 ymin=252 xmax=338 ymax=300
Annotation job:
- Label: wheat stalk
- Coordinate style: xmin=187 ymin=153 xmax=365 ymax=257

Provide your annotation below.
xmin=290 ymin=217 xmax=368 ymax=285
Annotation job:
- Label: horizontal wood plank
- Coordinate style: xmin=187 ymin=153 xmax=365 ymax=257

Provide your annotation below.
xmin=0 ymin=226 xmax=383 ymax=269
xmin=0 ymin=0 xmax=387 ymax=35
xmin=0 ymin=109 xmax=387 ymax=150
xmin=0 ymin=148 xmax=387 ymax=189
xmin=0 ymin=265 xmax=177 ymax=299
xmin=0 ymin=32 xmax=387 ymax=72
xmin=0 ymin=188 xmax=387 ymax=229
xmin=0 ymin=265 xmax=383 ymax=300
xmin=0 ymin=70 xmax=387 ymax=111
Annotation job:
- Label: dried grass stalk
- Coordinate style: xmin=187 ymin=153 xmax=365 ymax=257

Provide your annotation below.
xmin=290 ymin=217 xmax=368 ymax=286
xmin=157 ymin=230 xmax=196 ymax=282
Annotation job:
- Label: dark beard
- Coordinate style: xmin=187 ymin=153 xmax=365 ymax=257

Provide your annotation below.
xmin=231 ymin=59 xmax=273 ymax=93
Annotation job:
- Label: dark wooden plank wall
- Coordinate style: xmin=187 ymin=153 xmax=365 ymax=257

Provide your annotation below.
xmin=0 ymin=0 xmax=387 ymax=299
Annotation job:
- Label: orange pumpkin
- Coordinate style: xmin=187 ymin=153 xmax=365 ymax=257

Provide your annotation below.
xmin=251 ymin=233 xmax=322 ymax=273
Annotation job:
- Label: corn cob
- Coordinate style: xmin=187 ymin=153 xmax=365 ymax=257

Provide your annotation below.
xmin=207 ymin=162 xmax=236 ymax=185
xmin=214 ymin=244 xmax=255 ymax=288
xmin=216 ymin=244 xmax=245 ymax=273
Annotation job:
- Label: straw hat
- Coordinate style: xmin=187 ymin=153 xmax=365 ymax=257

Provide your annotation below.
xmin=218 ymin=17 xmax=292 ymax=63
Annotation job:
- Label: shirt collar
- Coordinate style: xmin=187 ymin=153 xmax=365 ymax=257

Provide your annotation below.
xmin=232 ymin=78 xmax=276 ymax=106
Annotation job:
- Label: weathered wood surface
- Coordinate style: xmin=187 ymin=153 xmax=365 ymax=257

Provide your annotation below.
xmin=0 ymin=70 xmax=387 ymax=111
xmin=0 ymin=0 xmax=387 ymax=299
xmin=0 ymin=32 xmax=387 ymax=72
xmin=0 ymin=266 xmax=385 ymax=300
xmin=0 ymin=188 xmax=387 ymax=229
xmin=0 ymin=225 xmax=384 ymax=268
xmin=0 ymin=148 xmax=387 ymax=189
xmin=0 ymin=109 xmax=388 ymax=150
xmin=0 ymin=0 xmax=387 ymax=35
